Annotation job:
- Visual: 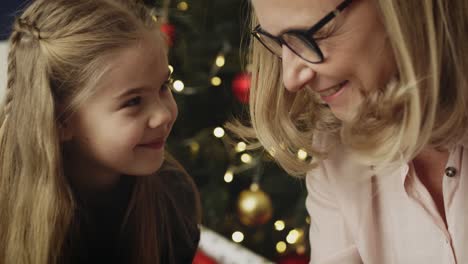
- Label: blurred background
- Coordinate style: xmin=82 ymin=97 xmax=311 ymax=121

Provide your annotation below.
xmin=1 ymin=0 xmax=310 ymax=263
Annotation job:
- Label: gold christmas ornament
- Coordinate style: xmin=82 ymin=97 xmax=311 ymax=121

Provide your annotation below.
xmin=237 ymin=184 xmax=273 ymax=226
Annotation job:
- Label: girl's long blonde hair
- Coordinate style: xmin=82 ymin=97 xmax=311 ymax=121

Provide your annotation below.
xmin=230 ymin=0 xmax=468 ymax=176
xmin=0 ymin=0 xmax=200 ymax=263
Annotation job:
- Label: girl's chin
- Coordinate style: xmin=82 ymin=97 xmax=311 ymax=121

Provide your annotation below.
xmin=125 ymin=159 xmax=164 ymax=176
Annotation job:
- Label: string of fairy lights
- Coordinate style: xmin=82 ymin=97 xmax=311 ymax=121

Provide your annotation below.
xmin=211 ymin=126 xmax=311 ymax=255
xmin=155 ymin=0 xmax=230 ymax=94
xmin=170 ymin=49 xmax=229 ymax=94
xmin=161 ymin=0 xmax=311 ymax=256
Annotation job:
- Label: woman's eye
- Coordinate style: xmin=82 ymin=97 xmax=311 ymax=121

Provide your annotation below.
xmin=314 ymin=31 xmax=332 ymax=41
xmin=122 ymin=96 xmax=142 ymax=108
xmin=313 ymin=25 xmax=336 ymax=41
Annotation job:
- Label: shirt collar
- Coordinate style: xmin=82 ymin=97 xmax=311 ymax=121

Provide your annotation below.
xmin=400 ymin=143 xmax=465 ymax=187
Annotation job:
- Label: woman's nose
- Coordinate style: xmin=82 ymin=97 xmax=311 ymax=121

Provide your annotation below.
xmin=281 ymin=45 xmax=316 ymax=92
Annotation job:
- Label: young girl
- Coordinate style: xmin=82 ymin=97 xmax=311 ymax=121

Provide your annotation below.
xmin=232 ymin=0 xmax=468 ymax=263
xmin=0 ymin=0 xmax=200 ymax=263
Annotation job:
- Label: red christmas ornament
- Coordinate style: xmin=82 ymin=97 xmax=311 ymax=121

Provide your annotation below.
xmin=192 ymin=250 xmax=217 ymax=264
xmin=231 ymin=72 xmax=251 ymax=104
xmin=160 ymin=23 xmax=176 ymax=47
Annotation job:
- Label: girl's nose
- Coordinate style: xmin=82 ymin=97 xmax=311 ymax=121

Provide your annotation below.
xmin=148 ymin=100 xmax=176 ymax=130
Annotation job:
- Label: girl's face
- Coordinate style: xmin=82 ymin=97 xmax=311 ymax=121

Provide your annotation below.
xmin=65 ymin=34 xmax=177 ymax=181
xmin=251 ymin=0 xmax=396 ymax=121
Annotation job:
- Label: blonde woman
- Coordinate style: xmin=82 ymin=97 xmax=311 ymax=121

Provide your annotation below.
xmin=0 ymin=0 xmax=200 ymax=263
xmin=234 ymin=0 xmax=468 ymax=263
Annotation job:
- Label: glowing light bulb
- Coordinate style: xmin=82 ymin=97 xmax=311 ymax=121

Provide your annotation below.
xmin=232 ymin=231 xmax=244 ymax=243
xmin=274 ymin=220 xmax=285 ymax=231
xmin=211 ymin=76 xmax=222 ymax=86
xmin=189 ymin=141 xmax=200 ymax=154
xmin=173 ymin=80 xmax=184 ymax=92
xmin=215 ymin=55 xmax=226 ymax=67
xmin=213 ymin=127 xmax=225 ymax=138
xmin=177 ymin=1 xmax=189 ymax=11
xmin=286 ymin=229 xmax=300 ymax=244
xmin=297 ymin=149 xmax=308 ymax=160
xmin=235 ymin=142 xmax=247 ymax=152
xmin=240 ymin=153 xmax=252 ymax=164
xmin=224 ymin=170 xmax=234 ymax=183
xmin=276 ymin=241 xmax=287 ymax=253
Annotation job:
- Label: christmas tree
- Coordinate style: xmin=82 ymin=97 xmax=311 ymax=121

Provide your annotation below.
xmin=150 ymin=0 xmax=311 ymax=262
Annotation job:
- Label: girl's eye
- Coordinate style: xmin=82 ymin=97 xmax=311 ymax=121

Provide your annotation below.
xmin=122 ymin=96 xmax=142 ymax=108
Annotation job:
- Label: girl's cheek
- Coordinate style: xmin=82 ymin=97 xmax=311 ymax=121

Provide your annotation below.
xmin=117 ymin=122 xmax=145 ymax=147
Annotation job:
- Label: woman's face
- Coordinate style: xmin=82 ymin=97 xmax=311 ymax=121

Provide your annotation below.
xmin=251 ymin=0 xmax=396 ymax=121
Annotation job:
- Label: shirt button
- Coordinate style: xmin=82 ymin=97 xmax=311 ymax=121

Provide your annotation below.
xmin=445 ymin=167 xmax=457 ymax=177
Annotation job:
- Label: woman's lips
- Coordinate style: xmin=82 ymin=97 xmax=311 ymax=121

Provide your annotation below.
xmin=319 ymin=80 xmax=349 ymax=103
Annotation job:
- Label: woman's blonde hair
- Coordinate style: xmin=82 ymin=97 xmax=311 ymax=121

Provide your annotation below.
xmin=229 ymin=0 xmax=468 ymax=176
xmin=0 ymin=0 xmax=200 ymax=263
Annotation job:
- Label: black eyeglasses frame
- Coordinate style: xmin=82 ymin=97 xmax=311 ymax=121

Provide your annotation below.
xmin=251 ymin=0 xmax=353 ymax=64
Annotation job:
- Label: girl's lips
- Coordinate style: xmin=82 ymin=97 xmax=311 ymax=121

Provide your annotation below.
xmin=319 ymin=80 xmax=349 ymax=103
xmin=139 ymin=140 xmax=165 ymax=149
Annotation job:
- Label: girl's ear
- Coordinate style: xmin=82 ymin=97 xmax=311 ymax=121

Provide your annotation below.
xmin=59 ymin=121 xmax=73 ymax=142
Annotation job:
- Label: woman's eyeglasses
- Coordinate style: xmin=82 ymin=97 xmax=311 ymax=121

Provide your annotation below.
xmin=251 ymin=0 xmax=352 ymax=64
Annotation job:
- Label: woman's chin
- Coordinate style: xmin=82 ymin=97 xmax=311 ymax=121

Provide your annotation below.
xmin=330 ymin=105 xmax=358 ymax=123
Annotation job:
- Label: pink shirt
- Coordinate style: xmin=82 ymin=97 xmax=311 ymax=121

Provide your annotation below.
xmin=306 ymin=143 xmax=467 ymax=264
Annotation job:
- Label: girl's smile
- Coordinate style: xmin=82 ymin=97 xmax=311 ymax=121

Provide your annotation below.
xmin=138 ymin=138 xmax=166 ymax=150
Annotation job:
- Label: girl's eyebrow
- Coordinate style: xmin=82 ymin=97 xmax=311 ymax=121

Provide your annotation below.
xmin=114 ymin=70 xmax=171 ymax=100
